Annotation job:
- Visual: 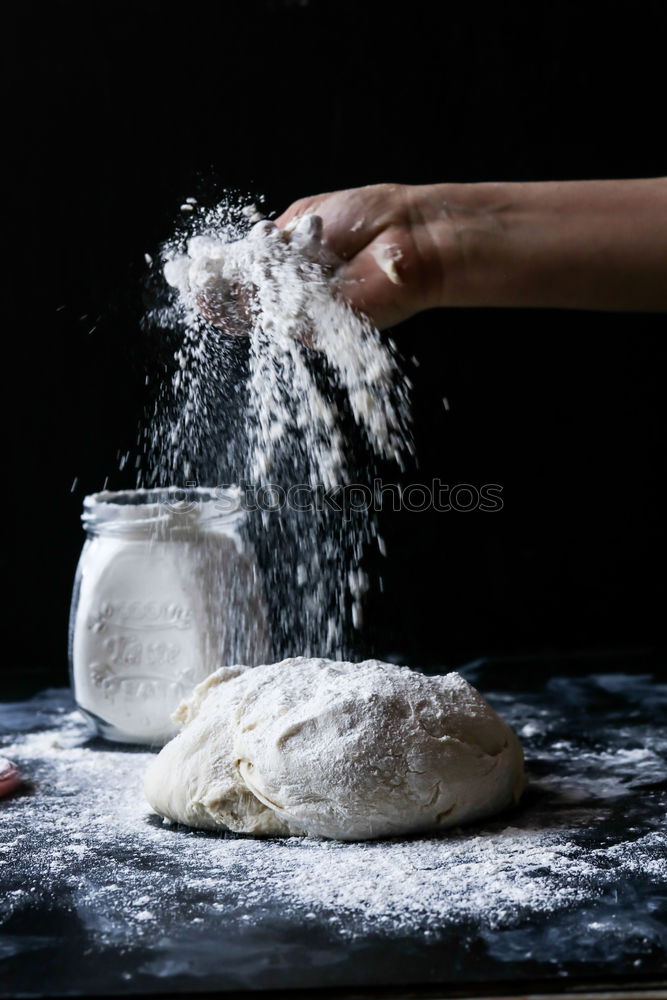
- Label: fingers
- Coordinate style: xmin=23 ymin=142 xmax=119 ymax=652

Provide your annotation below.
xmin=276 ymin=184 xmax=406 ymax=263
xmin=286 ymin=213 xmax=325 ymax=260
xmin=332 ymin=225 xmax=424 ymax=330
xmin=275 ymin=194 xmax=327 ymax=231
xmin=334 ymin=261 xmax=408 ymax=331
xmin=194 ymin=285 xmax=253 ymax=335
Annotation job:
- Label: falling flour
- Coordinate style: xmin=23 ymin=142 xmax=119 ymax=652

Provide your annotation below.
xmin=160 ymin=208 xmax=411 ymax=486
xmin=141 ymin=197 xmax=413 ymax=659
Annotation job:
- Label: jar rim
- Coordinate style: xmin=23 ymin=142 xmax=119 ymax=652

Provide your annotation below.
xmin=82 ymin=485 xmax=243 ymax=530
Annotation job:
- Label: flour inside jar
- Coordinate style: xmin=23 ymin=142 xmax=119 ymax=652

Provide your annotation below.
xmin=70 ymin=488 xmax=270 ymax=744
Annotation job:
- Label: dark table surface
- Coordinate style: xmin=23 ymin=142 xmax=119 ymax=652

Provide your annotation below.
xmin=1 ymin=653 xmax=666 ymax=999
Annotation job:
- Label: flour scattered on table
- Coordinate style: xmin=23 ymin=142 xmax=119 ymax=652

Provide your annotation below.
xmin=2 ymin=684 xmax=665 ymax=952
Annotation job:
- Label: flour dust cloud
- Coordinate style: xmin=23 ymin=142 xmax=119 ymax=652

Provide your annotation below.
xmin=140 ymin=195 xmax=413 ymax=661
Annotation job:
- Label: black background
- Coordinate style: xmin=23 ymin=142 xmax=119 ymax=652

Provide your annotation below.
xmin=5 ymin=0 xmax=666 ymax=685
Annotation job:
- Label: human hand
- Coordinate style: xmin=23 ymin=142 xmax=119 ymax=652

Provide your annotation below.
xmin=275 ymin=183 xmax=458 ymax=330
xmin=175 ymin=178 xmax=667 ymax=336
xmin=171 ymin=184 xmax=466 ymax=336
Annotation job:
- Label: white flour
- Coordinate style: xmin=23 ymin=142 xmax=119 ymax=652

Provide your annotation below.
xmin=141 ymin=197 xmax=413 ymax=658
xmin=161 ymin=209 xmax=412 ymax=488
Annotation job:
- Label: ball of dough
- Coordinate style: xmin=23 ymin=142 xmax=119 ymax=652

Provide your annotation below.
xmin=144 ymin=658 xmax=525 ymax=841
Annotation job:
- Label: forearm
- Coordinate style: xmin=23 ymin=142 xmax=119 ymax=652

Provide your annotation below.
xmin=433 ymin=178 xmax=667 ymax=311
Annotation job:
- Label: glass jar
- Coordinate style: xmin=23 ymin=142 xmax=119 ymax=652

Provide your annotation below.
xmin=69 ymin=487 xmax=270 ymax=745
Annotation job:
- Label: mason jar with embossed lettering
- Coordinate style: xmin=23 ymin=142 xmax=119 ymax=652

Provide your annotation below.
xmin=69 ymin=487 xmax=270 ymax=745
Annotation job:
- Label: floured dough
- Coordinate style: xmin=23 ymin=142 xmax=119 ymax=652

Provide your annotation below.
xmin=144 ymin=658 xmax=525 ymax=841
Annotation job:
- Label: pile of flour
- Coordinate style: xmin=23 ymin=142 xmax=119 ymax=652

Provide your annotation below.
xmin=142 ymin=198 xmax=413 ymax=657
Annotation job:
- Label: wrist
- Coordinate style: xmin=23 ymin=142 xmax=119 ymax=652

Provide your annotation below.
xmin=414 ymin=181 xmax=518 ymax=309
xmin=425 ymin=177 xmax=667 ymax=312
